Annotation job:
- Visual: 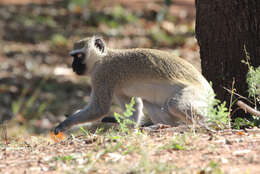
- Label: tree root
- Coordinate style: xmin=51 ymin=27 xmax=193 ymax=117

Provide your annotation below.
xmin=237 ymin=100 xmax=260 ymax=117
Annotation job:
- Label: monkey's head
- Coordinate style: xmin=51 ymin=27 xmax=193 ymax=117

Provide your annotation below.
xmin=70 ymin=36 xmax=106 ymax=75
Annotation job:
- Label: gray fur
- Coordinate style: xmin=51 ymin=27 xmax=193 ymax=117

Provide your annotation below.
xmin=54 ymin=36 xmax=214 ymax=134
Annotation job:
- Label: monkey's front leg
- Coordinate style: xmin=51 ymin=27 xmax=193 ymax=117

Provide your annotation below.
xmin=54 ymin=92 xmax=112 ymax=134
xmin=54 ymin=109 xmax=88 ymax=134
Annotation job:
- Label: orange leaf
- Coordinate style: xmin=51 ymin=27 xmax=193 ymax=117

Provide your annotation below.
xmin=50 ymin=131 xmax=66 ymax=142
xmin=236 ymin=131 xmax=245 ymax=136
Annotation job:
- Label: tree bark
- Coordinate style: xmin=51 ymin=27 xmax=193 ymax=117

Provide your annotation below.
xmin=195 ymin=0 xmax=260 ymax=118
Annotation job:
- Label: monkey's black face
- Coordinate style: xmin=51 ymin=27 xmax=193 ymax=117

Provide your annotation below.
xmin=71 ymin=52 xmax=87 ymax=75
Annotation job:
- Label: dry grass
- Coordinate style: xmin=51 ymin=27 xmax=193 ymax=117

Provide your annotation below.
xmin=1 ymin=125 xmax=260 ymax=174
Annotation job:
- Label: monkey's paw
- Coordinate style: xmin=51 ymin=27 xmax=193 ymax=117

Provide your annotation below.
xmin=54 ymin=120 xmax=69 ymax=135
xmin=54 ymin=115 xmax=73 ymax=134
xmin=54 ymin=122 xmax=67 ymax=135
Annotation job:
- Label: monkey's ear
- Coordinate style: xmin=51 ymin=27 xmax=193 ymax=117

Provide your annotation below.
xmin=94 ymin=37 xmax=105 ymax=53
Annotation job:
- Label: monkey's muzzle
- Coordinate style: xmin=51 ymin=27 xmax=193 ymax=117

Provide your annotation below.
xmin=70 ymin=50 xmax=86 ymax=75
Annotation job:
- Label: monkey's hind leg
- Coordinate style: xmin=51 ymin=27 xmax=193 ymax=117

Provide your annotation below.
xmin=166 ymin=97 xmax=203 ymax=124
xmin=142 ymin=100 xmax=180 ymax=126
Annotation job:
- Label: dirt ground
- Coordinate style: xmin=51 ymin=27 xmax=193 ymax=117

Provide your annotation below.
xmin=1 ymin=0 xmax=260 ymax=173
xmin=1 ymin=128 xmax=260 ymax=173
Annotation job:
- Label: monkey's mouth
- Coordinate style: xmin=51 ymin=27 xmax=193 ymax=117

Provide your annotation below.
xmin=71 ymin=52 xmax=86 ymax=75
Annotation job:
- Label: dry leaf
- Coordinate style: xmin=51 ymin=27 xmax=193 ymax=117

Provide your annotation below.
xmin=236 ymin=131 xmax=245 ymax=136
xmin=50 ymin=131 xmax=66 ymax=142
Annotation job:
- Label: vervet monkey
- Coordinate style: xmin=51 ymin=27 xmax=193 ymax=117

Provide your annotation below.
xmin=54 ymin=36 xmax=215 ymax=134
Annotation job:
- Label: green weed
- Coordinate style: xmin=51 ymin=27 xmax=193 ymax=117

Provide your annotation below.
xmin=54 ymin=155 xmax=75 ymax=163
xmin=149 ymin=25 xmax=185 ymax=46
xmin=131 ymin=151 xmax=178 ymax=174
xmin=243 ymin=45 xmax=260 ymax=102
xmin=234 ymin=45 xmax=260 ymax=127
xmin=17 ymin=15 xmax=57 ymax=28
xmin=207 ymin=92 xmax=229 ymax=129
xmin=233 ymin=117 xmax=254 ymax=129
xmin=114 ymin=97 xmax=136 ymax=134
xmin=51 ymin=34 xmax=68 ymax=47
xmin=199 ymin=161 xmax=224 ymax=174
xmin=160 ymin=134 xmax=188 ymax=151
xmin=79 ymin=126 xmax=90 ymax=136
xmin=11 ymin=78 xmax=52 ymax=123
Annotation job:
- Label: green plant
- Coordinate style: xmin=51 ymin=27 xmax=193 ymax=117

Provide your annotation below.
xmin=111 ymin=6 xmax=138 ymax=24
xmin=95 ymin=127 xmax=105 ymax=134
xmin=114 ymin=97 xmax=136 ymax=133
xmin=149 ymin=25 xmax=185 ymax=46
xmin=200 ymin=161 xmax=224 ymax=174
xmin=54 ymin=155 xmax=75 ymax=163
xmin=233 ymin=117 xmax=254 ymax=129
xmin=155 ymin=0 xmax=172 ymax=22
xmin=243 ymin=45 xmax=260 ymax=105
xmin=160 ymin=134 xmax=192 ymax=151
xmin=162 ymin=141 xmax=186 ymax=151
xmin=207 ymin=91 xmax=229 ymax=129
xmin=91 ymin=6 xmax=138 ymax=29
xmin=69 ymin=0 xmax=89 ymax=6
xmin=11 ymin=78 xmax=52 ymax=123
xmin=237 ymin=45 xmax=260 ymax=127
xmin=51 ymin=34 xmax=68 ymax=47
xmin=205 ymin=46 xmax=260 ymax=130
xmin=79 ymin=126 xmax=90 ymax=136
xmin=247 ymin=66 xmax=260 ymax=100
xmin=17 ymin=15 xmax=57 ymax=28
xmin=133 ymin=151 xmax=177 ymax=174
xmin=68 ymin=0 xmax=91 ymax=13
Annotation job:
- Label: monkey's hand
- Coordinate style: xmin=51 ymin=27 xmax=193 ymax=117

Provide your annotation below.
xmin=54 ymin=118 xmax=73 ymax=135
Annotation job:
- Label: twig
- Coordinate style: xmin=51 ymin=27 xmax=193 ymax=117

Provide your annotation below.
xmin=227 ymin=79 xmax=235 ymax=129
xmin=223 ymin=87 xmax=255 ymax=105
xmin=237 ymin=100 xmax=260 ymax=117
xmin=1 ymin=121 xmax=8 ymax=144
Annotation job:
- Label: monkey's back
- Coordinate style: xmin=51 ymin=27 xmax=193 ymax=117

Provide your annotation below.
xmin=93 ymin=48 xmax=205 ymax=87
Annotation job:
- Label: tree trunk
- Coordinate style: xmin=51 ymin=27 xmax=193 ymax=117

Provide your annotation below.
xmin=195 ymin=0 xmax=260 ymax=118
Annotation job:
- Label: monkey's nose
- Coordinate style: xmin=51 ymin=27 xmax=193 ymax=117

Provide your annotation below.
xmin=69 ymin=48 xmax=85 ymax=57
xmin=69 ymin=50 xmax=80 ymax=56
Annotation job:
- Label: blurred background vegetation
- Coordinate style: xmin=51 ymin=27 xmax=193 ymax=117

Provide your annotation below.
xmin=0 ymin=0 xmax=199 ymax=134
